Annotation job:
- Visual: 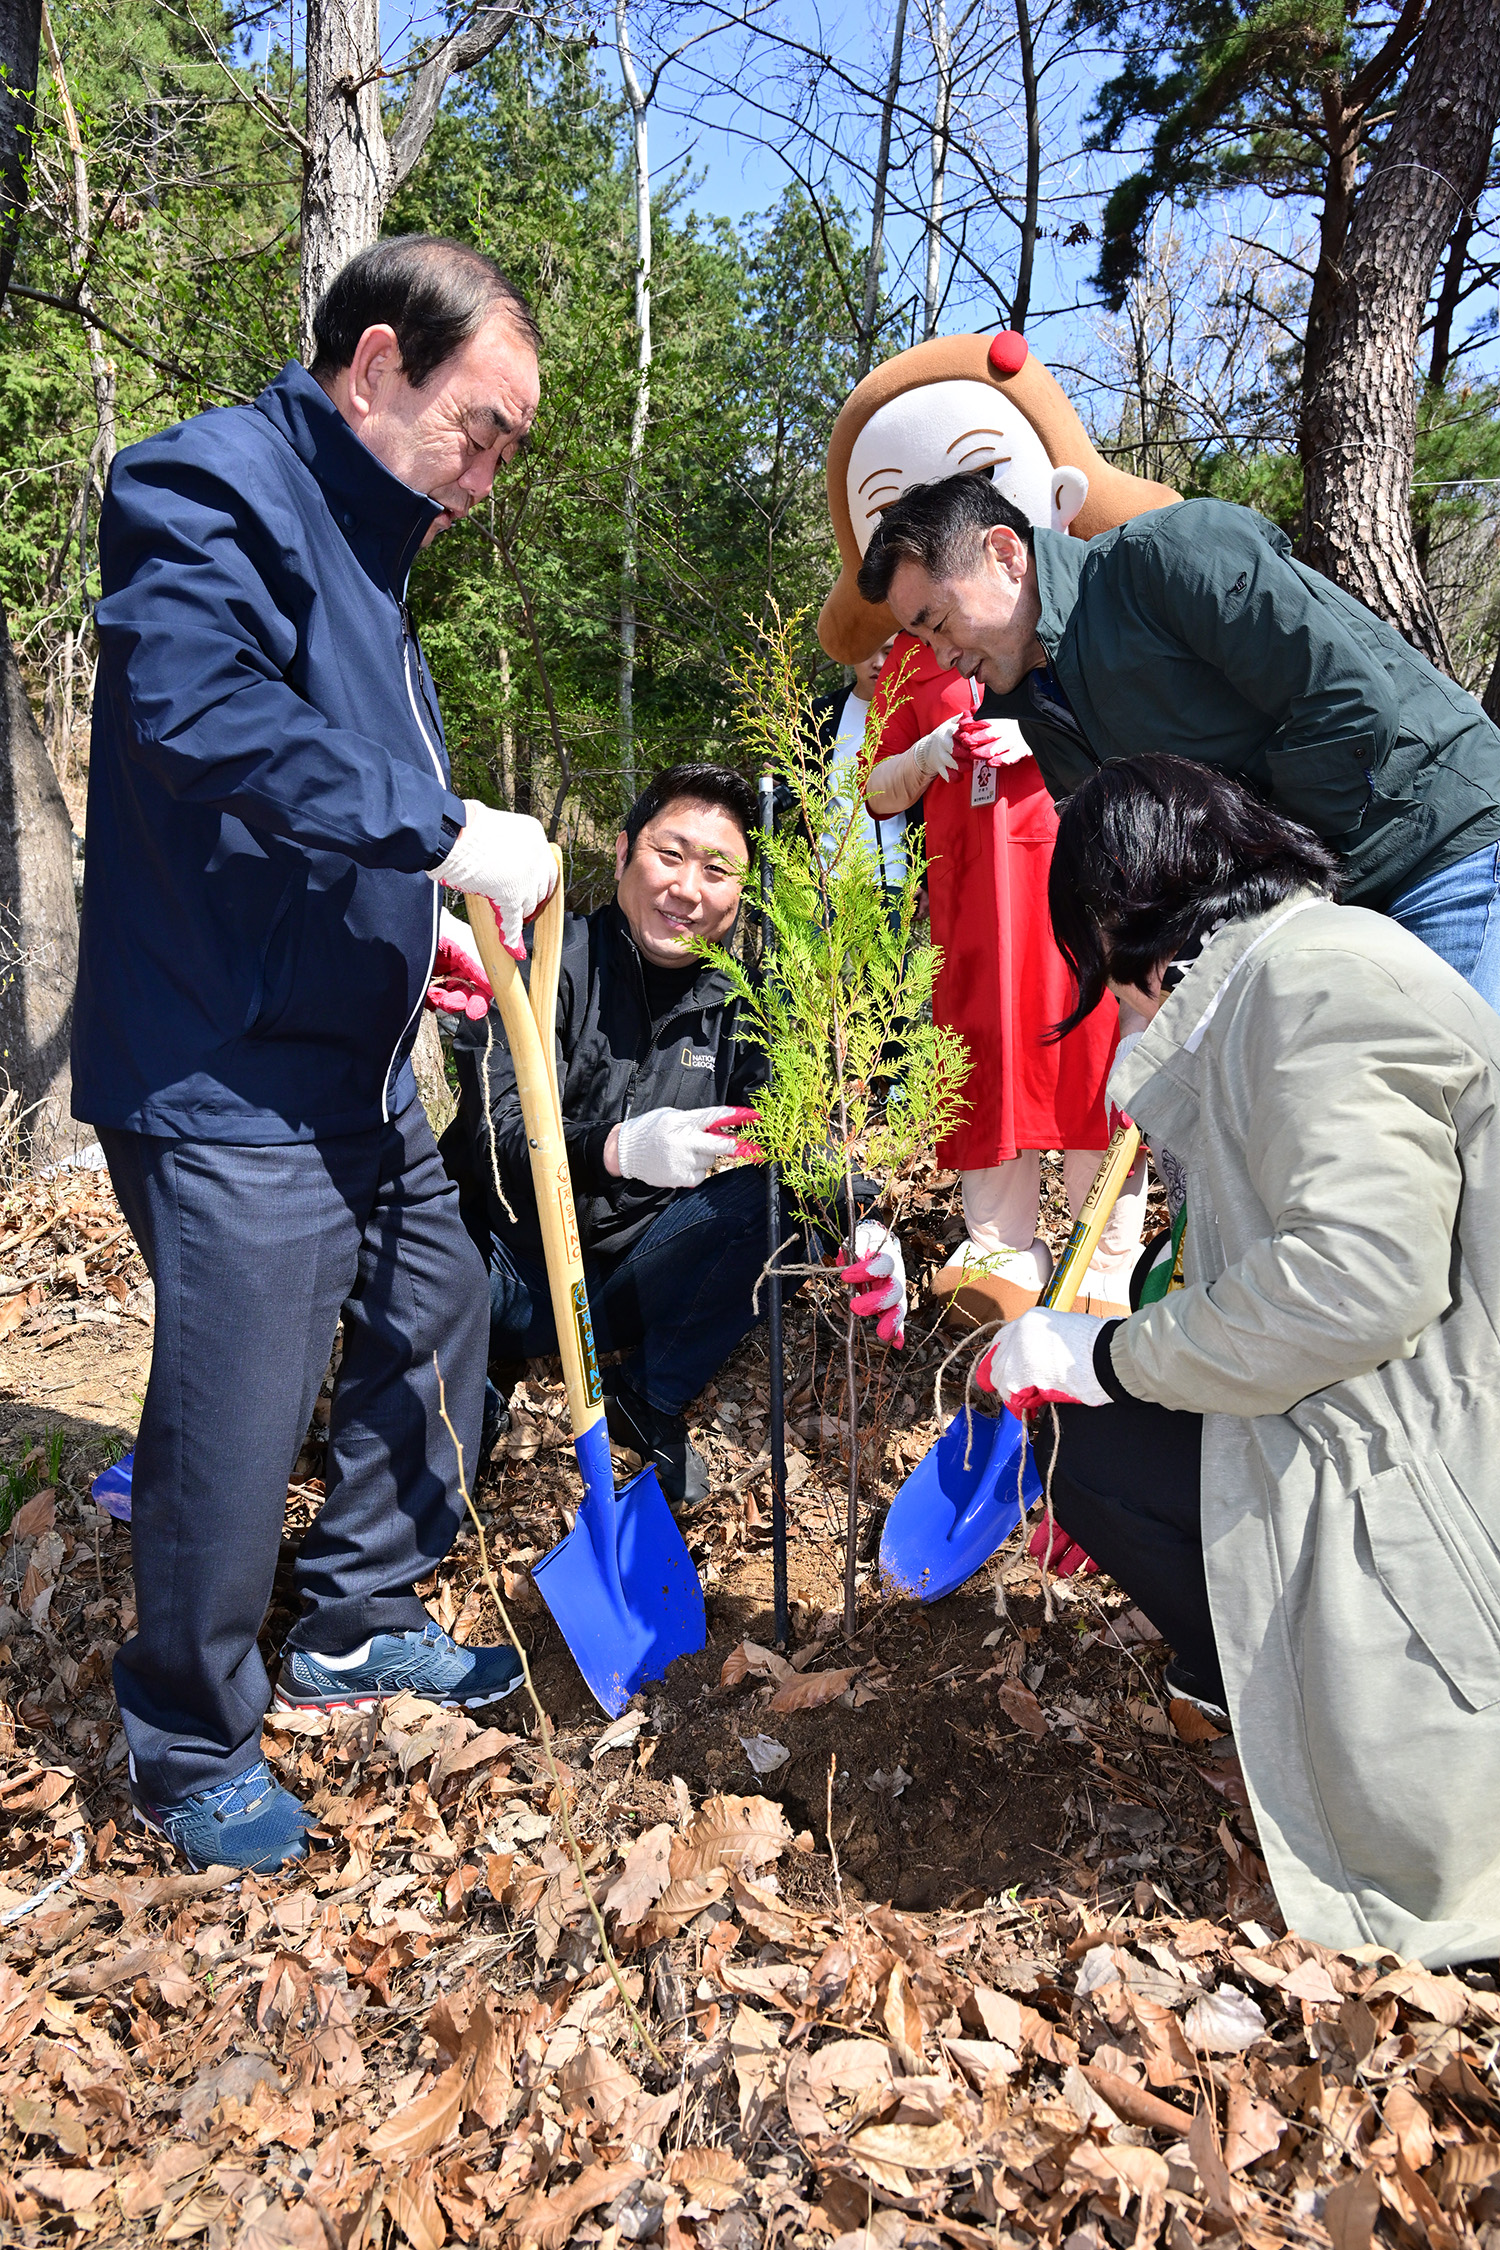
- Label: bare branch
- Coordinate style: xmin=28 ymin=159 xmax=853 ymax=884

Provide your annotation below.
xmin=387 ymin=4 xmax=522 ymax=194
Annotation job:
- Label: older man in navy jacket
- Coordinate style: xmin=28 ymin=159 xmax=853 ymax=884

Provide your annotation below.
xmin=75 ymin=236 xmax=558 ymax=1871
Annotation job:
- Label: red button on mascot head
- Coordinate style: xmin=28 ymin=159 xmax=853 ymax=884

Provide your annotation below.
xmin=820 ymin=332 xmax=1175 ymax=1327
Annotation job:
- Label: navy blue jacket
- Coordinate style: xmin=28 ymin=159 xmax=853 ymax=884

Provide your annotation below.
xmin=74 ymin=361 xmax=468 ymax=1142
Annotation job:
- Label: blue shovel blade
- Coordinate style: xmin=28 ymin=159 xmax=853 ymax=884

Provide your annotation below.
xmin=532 ymin=1424 xmax=707 ymax=1717
xmin=879 ymin=1404 xmax=1042 ymax=1603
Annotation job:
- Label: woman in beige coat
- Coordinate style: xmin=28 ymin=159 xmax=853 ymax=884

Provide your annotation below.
xmin=978 ymin=753 xmax=1500 ymax=1965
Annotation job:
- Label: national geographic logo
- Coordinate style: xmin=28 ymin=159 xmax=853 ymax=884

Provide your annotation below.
xmin=680 ymin=1045 xmax=714 ymax=1070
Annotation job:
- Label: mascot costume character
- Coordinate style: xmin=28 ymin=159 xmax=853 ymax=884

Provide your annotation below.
xmin=819 ymin=330 xmax=1177 ymax=1322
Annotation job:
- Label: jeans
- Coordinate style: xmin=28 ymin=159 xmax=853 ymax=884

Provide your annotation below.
xmin=1038 ymin=1395 xmax=1223 ymax=1703
xmin=1389 ymin=841 xmax=1500 ymax=1014
xmin=487 ymin=1163 xmax=792 ymax=1417
xmin=101 ymin=1102 xmax=488 ymax=1802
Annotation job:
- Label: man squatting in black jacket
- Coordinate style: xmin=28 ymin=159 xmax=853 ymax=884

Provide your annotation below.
xmin=436 ymin=764 xmax=910 ymax=1509
xmin=76 ymin=238 xmax=562 ymax=1873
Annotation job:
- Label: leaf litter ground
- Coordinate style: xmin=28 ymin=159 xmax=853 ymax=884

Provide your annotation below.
xmin=3 ymin=1159 xmax=1500 ymax=2250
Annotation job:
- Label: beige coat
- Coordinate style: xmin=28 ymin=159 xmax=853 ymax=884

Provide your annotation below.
xmin=1111 ymin=896 xmax=1500 ymax=1964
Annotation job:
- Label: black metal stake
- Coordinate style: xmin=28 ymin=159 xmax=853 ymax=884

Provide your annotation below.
xmin=760 ymin=771 xmax=789 ymax=1650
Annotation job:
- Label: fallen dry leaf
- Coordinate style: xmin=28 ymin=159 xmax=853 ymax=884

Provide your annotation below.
xmin=1224 ymin=2075 xmax=1286 ymax=2171
xmin=670 ymin=1794 xmax=792 ymax=1879
xmin=785 ymin=2037 xmax=894 ymax=2141
xmin=1170 ymin=1696 xmax=1224 ymax=1744
xmin=848 ymin=2119 xmax=969 ymax=2172
xmin=11 ymin=1488 xmax=55 ymax=1540
xmin=384 ymin=2165 xmax=447 ymax=2250
xmin=0 ymin=1283 xmax=41 ymax=1338
xmin=719 ymin=1639 xmax=793 ymax=1688
xmin=994 ymin=1681 xmax=1048 ymax=1738
xmin=18 ymin=2166 xmax=112 ymax=2213
xmin=600 ymin=1821 xmax=673 ymax=1926
xmin=667 ymin=2147 xmax=749 ymax=2211
xmin=729 ymin=2000 xmax=785 ymax=2130
xmin=558 ymin=2042 xmax=642 ymax=2128
xmin=507 ymin=2162 xmax=646 ymax=2250
xmin=1182 ymin=1986 xmax=1267 ymax=2053
xmin=768 ymin=1666 xmax=859 ymax=1712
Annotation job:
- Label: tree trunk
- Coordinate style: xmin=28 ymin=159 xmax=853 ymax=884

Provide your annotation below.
xmin=1301 ymin=0 xmax=1500 ymax=669
xmin=0 ymin=0 xmax=41 ymax=305
xmin=616 ymin=0 xmax=652 ymax=809
xmin=1 ymin=0 xmax=81 ymax=1168
xmin=856 ymin=0 xmax=908 ymax=381
xmin=300 ymin=0 xmax=388 ymax=359
xmin=0 ymin=601 xmax=83 ymax=1167
xmin=299 ymin=0 xmax=521 ymax=358
xmin=922 ymin=0 xmax=950 ymax=338
xmin=1010 ymin=0 xmax=1040 ymax=331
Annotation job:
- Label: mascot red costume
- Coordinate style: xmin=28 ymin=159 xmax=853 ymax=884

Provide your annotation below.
xmin=819 ymin=331 xmax=1178 ymax=1321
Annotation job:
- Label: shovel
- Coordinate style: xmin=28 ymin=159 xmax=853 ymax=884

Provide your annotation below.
xmin=878 ymin=1124 xmax=1143 ymax=1603
xmin=464 ymin=872 xmax=707 ymax=1716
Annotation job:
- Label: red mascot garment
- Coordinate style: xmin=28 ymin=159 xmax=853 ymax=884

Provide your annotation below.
xmin=870 ymin=633 xmax=1116 ymax=1169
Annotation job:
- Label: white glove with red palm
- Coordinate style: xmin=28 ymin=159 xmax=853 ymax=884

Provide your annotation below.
xmin=426 ymin=908 xmax=494 ymax=1021
xmin=975 ymin=1308 xmax=1109 ymax=1416
xmin=840 ymin=1221 xmax=907 ymax=1348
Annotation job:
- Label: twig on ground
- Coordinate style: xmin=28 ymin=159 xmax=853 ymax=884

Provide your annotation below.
xmin=825 ymin=1751 xmax=845 ymax=1927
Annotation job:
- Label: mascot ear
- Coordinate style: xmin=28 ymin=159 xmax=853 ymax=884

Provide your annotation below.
xmin=1050 ymin=465 xmax=1089 ymax=532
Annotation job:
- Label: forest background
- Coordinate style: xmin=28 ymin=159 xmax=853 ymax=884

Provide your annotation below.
xmin=3 ymin=0 xmax=1500 ymax=902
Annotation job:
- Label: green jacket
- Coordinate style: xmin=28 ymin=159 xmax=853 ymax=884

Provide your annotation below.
xmin=988 ymin=498 xmax=1500 ymax=906
xmin=1111 ymin=898 xmax=1500 ymax=1963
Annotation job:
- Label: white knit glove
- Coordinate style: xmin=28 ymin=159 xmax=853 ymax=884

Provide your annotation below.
xmin=910 ymin=714 xmax=964 ymax=786
xmin=839 ymin=1220 xmax=906 ymax=1348
xmin=431 ymin=801 xmax=557 ymax=960
xmin=615 ymin=1105 xmax=761 ymax=1190
xmin=975 ymin=1308 xmax=1110 ymax=1415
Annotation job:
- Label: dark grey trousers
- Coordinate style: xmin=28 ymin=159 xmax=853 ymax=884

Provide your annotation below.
xmin=101 ymin=1100 xmax=488 ymax=1803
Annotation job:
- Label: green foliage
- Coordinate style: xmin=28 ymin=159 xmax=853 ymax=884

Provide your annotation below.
xmin=383 ymin=40 xmax=856 ymax=865
xmin=695 ymin=609 xmax=968 ymax=1223
xmin=1188 ymin=445 xmax=1302 ymax=533
xmin=1075 ymin=0 xmax=1388 ymax=308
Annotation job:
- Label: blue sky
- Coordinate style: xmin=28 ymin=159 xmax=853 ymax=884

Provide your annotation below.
xmin=359 ymin=0 xmax=1496 ymax=416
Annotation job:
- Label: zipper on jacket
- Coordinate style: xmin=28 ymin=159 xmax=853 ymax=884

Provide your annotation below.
xmin=381 ymin=601 xmax=447 ymax=1123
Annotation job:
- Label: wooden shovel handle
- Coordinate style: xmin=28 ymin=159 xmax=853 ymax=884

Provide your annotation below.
xmin=463 ymin=870 xmax=604 ymax=1441
xmin=1041 ymin=1124 xmax=1143 ymax=1314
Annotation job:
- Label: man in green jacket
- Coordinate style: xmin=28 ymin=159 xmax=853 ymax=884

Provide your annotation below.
xmin=857 ymin=478 xmax=1500 ymax=1004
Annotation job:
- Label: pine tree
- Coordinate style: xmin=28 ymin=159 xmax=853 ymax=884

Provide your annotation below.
xmin=698 ymin=609 xmax=968 ymax=1632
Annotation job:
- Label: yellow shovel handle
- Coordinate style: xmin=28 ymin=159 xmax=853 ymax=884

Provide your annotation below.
xmin=1041 ymin=1124 xmax=1144 ymax=1313
xmin=463 ymin=869 xmax=603 ymax=1439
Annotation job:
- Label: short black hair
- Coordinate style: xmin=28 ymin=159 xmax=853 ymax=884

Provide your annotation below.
xmin=622 ymin=764 xmax=757 ymax=861
xmin=1048 ymin=754 xmax=1340 ymax=1035
xmin=857 ymin=474 xmax=1033 ymax=606
xmin=310 ymin=236 xmax=540 ymax=391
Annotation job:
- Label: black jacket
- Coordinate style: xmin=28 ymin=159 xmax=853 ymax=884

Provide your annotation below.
xmin=442 ymin=900 xmax=765 ymax=1268
xmin=77 ymin=362 xmax=464 ymax=1142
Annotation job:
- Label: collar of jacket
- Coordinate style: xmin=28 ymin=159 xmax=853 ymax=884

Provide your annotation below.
xmin=1109 ymin=890 xmax=1328 ymax=1144
xmin=603 ymin=897 xmax=736 ymax=1011
xmin=1029 ymin=528 xmax=1090 ymax=660
xmin=252 ymin=361 xmax=444 ymax=593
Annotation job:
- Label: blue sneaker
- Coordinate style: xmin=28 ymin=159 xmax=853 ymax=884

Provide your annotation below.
xmin=131 ymin=1757 xmax=316 ymax=1872
xmin=273 ymin=1620 xmax=524 ymax=1714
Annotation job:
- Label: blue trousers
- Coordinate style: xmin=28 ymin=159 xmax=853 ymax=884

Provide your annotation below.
xmin=101 ymin=1101 xmax=488 ymax=1802
xmin=489 ymin=1164 xmax=790 ymax=1416
xmin=1390 ymin=840 xmax=1500 ymax=1013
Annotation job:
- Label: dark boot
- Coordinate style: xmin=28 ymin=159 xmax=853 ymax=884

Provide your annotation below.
xmin=603 ymin=1376 xmax=709 ymax=1509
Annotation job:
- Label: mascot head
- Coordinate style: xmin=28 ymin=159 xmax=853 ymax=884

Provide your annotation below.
xmin=818 ymin=330 xmax=1179 ymax=663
